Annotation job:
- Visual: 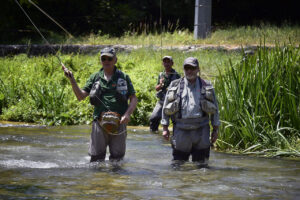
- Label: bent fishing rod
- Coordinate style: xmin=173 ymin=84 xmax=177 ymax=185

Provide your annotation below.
xmin=14 ymin=0 xmax=113 ymax=113
xmin=14 ymin=0 xmax=64 ymax=65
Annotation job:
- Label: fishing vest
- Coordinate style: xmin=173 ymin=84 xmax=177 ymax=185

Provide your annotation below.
xmin=163 ymin=77 xmax=217 ymax=118
xmin=90 ymin=69 xmax=129 ymax=107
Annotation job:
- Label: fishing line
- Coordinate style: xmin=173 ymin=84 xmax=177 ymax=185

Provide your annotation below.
xmin=160 ymin=0 xmax=163 ymax=59
xmin=14 ymin=0 xmax=63 ymax=65
xmin=28 ymin=0 xmax=74 ymax=38
xmin=15 ymin=0 xmax=131 ymax=133
xmin=14 ymin=0 xmax=112 ymax=112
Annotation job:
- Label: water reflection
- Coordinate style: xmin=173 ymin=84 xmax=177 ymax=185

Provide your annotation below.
xmin=0 ymin=124 xmax=300 ymax=199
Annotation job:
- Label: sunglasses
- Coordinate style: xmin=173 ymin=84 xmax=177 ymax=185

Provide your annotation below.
xmin=163 ymin=59 xmax=172 ymax=63
xmin=184 ymin=65 xmax=197 ymax=71
xmin=101 ymin=57 xmax=113 ymax=62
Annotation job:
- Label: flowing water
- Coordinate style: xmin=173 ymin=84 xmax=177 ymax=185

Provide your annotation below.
xmin=0 ymin=123 xmax=299 ymax=200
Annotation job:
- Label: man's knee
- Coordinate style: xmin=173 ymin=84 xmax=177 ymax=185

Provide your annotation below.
xmin=109 ymin=152 xmax=125 ymax=161
xmin=172 ymin=149 xmax=190 ymax=161
xmin=90 ymin=152 xmax=106 ymax=162
xmin=191 ymin=147 xmax=210 ymax=162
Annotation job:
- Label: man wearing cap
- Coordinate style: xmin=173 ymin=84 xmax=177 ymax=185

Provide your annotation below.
xmin=149 ymin=56 xmax=180 ymax=132
xmin=161 ymin=57 xmax=220 ymax=165
xmin=62 ymin=47 xmax=137 ymax=162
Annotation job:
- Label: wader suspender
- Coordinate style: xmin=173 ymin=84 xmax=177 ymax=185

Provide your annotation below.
xmin=95 ymin=69 xmax=123 ymax=110
xmin=178 ymin=77 xmax=203 ymax=119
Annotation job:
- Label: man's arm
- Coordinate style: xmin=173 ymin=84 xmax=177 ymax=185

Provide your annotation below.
xmin=62 ymin=64 xmax=89 ymax=101
xmin=161 ymin=86 xmax=171 ymax=140
xmin=120 ymin=94 xmax=138 ymax=124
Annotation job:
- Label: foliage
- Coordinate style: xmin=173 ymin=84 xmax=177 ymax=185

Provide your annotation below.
xmin=0 ymin=49 xmax=239 ymax=126
xmin=215 ymin=42 xmax=300 ymax=156
xmin=1 ymin=0 xmax=299 ymax=44
xmin=75 ymin=24 xmax=300 ymax=47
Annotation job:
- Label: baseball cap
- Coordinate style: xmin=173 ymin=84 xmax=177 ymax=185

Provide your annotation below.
xmin=162 ymin=56 xmax=173 ymax=62
xmin=183 ymin=57 xmax=199 ymax=68
xmin=100 ymin=47 xmax=116 ymax=58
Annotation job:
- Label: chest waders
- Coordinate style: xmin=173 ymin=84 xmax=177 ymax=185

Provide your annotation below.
xmin=172 ymin=77 xmax=211 ymax=164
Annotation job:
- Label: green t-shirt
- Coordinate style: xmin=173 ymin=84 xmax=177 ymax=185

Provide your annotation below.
xmin=83 ymin=67 xmax=136 ymax=119
xmin=157 ymin=68 xmax=181 ymax=92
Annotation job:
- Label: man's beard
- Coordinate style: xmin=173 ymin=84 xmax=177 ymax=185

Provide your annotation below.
xmin=185 ymin=73 xmax=197 ymax=81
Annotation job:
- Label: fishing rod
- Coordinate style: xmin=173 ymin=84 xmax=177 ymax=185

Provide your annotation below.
xmin=27 ymin=0 xmax=74 ymax=39
xmin=14 ymin=0 xmax=112 ymax=113
xmin=15 ymin=0 xmax=129 ymax=135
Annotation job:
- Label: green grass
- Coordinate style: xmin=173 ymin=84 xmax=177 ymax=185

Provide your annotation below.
xmin=16 ymin=24 xmax=300 ymax=46
xmin=215 ymin=42 xmax=300 ymax=157
xmin=1 ymin=41 xmax=299 ymax=157
xmin=0 ymin=49 xmax=240 ymax=126
xmin=60 ymin=24 xmax=300 ymax=46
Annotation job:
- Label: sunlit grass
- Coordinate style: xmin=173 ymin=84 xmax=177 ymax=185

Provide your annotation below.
xmin=215 ymin=42 xmax=300 ymax=157
xmin=0 ymin=49 xmax=240 ymax=126
xmin=66 ymin=24 xmax=300 ymax=46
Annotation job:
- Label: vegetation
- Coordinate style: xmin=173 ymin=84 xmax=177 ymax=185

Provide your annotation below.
xmin=3 ymin=0 xmax=298 ymax=43
xmin=0 ymin=49 xmax=240 ymax=126
xmin=71 ymin=24 xmax=300 ymax=46
xmin=15 ymin=24 xmax=300 ymax=47
xmin=215 ymin=43 xmax=300 ymax=157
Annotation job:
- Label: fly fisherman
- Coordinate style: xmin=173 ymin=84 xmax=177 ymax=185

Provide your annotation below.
xmin=62 ymin=47 xmax=137 ymax=162
xmin=161 ymin=57 xmax=220 ymax=166
xmin=149 ymin=56 xmax=180 ymax=132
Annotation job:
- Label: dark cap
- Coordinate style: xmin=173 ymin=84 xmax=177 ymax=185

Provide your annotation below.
xmin=100 ymin=47 xmax=116 ymax=58
xmin=183 ymin=57 xmax=199 ymax=68
xmin=162 ymin=56 xmax=173 ymax=62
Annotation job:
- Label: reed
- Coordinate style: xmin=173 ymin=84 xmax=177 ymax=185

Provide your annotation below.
xmin=215 ymin=42 xmax=300 ymax=156
xmin=71 ymin=24 xmax=300 ymax=46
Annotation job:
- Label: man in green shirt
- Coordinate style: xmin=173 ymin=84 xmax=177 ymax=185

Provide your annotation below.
xmin=149 ymin=56 xmax=180 ymax=132
xmin=62 ymin=47 xmax=137 ymax=162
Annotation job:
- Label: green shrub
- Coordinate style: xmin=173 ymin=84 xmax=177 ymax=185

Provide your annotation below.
xmin=215 ymin=43 xmax=300 ymax=156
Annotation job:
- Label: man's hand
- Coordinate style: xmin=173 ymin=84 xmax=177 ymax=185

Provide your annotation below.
xmin=120 ymin=113 xmax=130 ymax=124
xmin=159 ymin=77 xmax=164 ymax=87
xmin=162 ymin=125 xmax=170 ymax=140
xmin=62 ymin=64 xmax=73 ymax=80
xmin=211 ymin=129 xmax=218 ymax=144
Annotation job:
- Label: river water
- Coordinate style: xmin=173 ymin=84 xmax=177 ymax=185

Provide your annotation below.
xmin=0 ymin=123 xmax=299 ymax=199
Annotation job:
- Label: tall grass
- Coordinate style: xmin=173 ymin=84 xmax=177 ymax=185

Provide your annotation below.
xmin=17 ymin=24 xmax=299 ymax=46
xmin=0 ymin=50 xmax=240 ymax=126
xmin=215 ymin=42 xmax=300 ymax=156
xmin=69 ymin=24 xmax=300 ymax=46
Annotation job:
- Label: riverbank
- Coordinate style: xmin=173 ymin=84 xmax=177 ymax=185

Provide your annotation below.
xmin=0 ymin=44 xmax=263 ymax=57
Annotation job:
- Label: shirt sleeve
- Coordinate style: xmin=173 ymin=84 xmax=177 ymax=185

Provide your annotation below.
xmin=210 ymin=88 xmax=221 ymax=126
xmin=126 ymin=74 xmax=136 ymax=96
xmin=82 ymin=74 xmax=95 ymax=93
xmin=160 ymin=82 xmax=174 ymax=126
xmin=157 ymin=74 xmax=161 ymax=85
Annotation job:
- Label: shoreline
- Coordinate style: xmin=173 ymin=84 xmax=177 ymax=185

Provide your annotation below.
xmin=0 ymin=44 xmax=270 ymax=57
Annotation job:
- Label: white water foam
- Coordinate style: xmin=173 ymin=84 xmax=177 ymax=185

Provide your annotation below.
xmin=0 ymin=159 xmax=59 ymax=169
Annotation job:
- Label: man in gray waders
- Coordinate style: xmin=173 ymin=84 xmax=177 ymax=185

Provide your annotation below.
xmin=161 ymin=57 xmax=220 ymax=165
xmin=149 ymin=56 xmax=180 ymax=132
xmin=62 ymin=47 xmax=137 ymax=162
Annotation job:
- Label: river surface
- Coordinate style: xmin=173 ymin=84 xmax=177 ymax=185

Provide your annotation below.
xmin=0 ymin=124 xmax=299 ymax=199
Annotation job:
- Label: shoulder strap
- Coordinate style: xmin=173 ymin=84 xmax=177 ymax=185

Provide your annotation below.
xmin=178 ymin=78 xmax=185 ymax=119
xmin=116 ymin=69 xmax=126 ymax=80
xmin=95 ymin=72 xmax=101 ymax=82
